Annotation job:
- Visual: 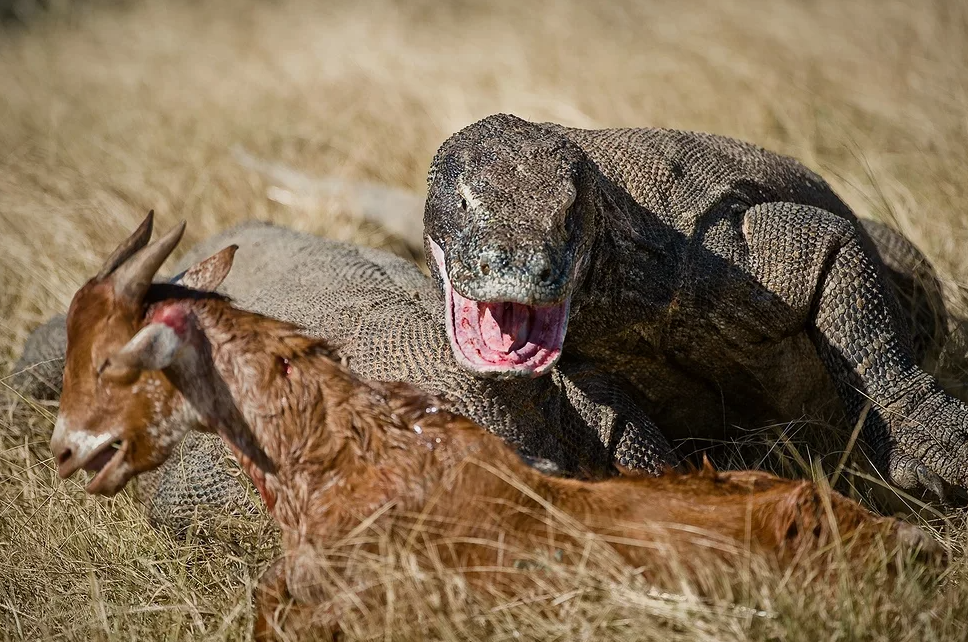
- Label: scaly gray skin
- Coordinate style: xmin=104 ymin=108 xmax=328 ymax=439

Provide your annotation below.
xmin=423 ymin=113 xmax=959 ymax=498
xmin=12 ymin=222 xmax=675 ymax=532
xmin=11 ymin=142 xmax=952 ymax=525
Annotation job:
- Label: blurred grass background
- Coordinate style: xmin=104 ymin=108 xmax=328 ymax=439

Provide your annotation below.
xmin=2 ymin=0 xmax=968 ymax=639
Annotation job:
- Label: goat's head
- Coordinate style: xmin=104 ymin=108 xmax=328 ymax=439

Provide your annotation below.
xmin=49 ymin=212 xmax=237 ymax=495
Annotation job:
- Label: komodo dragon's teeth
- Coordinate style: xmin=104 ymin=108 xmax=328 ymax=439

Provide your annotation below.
xmin=428 ymin=236 xmax=568 ymax=377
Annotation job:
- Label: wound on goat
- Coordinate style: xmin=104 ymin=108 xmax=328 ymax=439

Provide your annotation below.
xmin=278 ymin=356 xmax=293 ymax=378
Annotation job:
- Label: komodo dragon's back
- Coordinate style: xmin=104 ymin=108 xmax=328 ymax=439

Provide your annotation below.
xmin=552 ymin=125 xmax=855 ymax=227
xmin=544 ymin=121 xmax=946 ymax=383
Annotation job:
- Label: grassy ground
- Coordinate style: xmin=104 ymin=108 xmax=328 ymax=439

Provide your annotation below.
xmin=2 ymin=0 xmax=968 ymax=639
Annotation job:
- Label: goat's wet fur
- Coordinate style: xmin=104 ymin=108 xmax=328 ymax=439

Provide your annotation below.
xmin=50 ymin=214 xmax=946 ymax=640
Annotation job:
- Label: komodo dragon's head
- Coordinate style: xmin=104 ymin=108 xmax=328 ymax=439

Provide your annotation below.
xmin=424 ymin=113 xmax=599 ymax=379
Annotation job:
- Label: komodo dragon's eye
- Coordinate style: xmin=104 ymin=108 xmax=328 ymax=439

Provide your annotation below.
xmin=458 ymin=197 xmax=468 ymax=211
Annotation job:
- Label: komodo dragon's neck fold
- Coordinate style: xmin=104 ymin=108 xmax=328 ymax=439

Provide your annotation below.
xmin=565 ymin=169 xmax=681 ymax=328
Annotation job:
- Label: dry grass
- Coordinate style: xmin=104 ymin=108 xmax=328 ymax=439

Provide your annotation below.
xmin=2 ymin=0 xmax=968 ymax=638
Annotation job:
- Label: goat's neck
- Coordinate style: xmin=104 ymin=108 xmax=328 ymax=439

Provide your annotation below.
xmin=164 ymin=298 xmax=421 ymax=529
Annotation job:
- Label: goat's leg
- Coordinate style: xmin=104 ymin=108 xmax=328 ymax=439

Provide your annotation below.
xmin=254 ymin=559 xmax=342 ymax=642
xmin=254 ymin=559 xmax=288 ymax=641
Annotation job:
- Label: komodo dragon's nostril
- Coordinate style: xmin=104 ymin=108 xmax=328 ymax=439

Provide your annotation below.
xmin=540 ymin=268 xmax=552 ymax=282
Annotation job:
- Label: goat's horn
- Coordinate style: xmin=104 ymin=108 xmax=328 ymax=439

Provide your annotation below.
xmin=111 ymin=219 xmax=187 ymax=304
xmin=95 ymin=210 xmax=155 ymax=281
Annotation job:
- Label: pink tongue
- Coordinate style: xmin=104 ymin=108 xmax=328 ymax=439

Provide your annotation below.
xmin=428 ymin=235 xmax=567 ymax=375
xmin=480 ymin=302 xmax=531 ymax=352
xmin=83 ymin=446 xmax=115 ymax=473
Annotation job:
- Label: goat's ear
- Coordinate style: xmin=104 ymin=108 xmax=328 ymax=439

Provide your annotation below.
xmin=103 ymin=322 xmax=185 ymax=377
xmin=171 ymin=245 xmax=237 ymax=292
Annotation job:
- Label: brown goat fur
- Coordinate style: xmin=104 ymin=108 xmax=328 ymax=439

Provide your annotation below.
xmin=51 ymin=216 xmax=944 ymax=639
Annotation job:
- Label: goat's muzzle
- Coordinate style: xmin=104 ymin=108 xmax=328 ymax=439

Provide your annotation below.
xmin=50 ymin=416 xmax=129 ymax=495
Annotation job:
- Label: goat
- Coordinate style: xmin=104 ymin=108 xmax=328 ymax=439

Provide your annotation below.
xmin=50 ymin=213 xmax=944 ymax=639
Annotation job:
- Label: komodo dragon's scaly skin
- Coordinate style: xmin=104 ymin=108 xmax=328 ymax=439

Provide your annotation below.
xmin=13 ymin=222 xmax=675 ymax=531
xmin=423 ymin=113 xmax=960 ymax=497
xmin=11 ymin=133 xmax=953 ymax=525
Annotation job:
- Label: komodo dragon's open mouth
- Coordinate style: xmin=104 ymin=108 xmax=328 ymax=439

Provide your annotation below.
xmin=429 ymin=238 xmax=569 ymax=378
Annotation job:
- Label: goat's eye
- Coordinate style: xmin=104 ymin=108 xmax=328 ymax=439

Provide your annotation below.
xmin=96 ymin=359 xmax=109 ymax=377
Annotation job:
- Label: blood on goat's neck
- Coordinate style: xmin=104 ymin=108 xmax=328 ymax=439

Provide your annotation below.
xmin=153 ymin=298 xmax=280 ymax=512
xmin=150 ymin=295 xmax=395 ymax=522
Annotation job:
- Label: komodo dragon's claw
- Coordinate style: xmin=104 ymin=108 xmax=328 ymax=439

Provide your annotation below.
xmin=888 ymin=452 xmax=949 ymax=504
xmin=916 ymin=464 xmax=946 ymax=504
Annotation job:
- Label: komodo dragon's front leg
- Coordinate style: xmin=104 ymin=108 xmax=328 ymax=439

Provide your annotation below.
xmin=742 ymin=203 xmax=968 ymax=497
xmin=552 ymin=358 xmax=677 ymax=476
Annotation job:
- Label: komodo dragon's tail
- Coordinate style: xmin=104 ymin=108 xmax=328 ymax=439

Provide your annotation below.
xmin=231 ymin=145 xmax=426 ymax=251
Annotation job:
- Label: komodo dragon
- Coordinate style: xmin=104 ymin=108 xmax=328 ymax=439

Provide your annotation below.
xmin=14 ymin=220 xmax=675 ymax=530
xmin=421 ymin=113 xmax=962 ymax=498
xmin=12 ymin=121 xmax=958 ymax=523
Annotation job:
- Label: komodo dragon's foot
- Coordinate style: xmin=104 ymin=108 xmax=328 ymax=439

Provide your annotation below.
xmin=875 ymin=377 xmax=968 ymax=501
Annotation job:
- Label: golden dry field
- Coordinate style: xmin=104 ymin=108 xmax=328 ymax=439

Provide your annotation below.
xmin=2 ymin=0 xmax=968 ymax=639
